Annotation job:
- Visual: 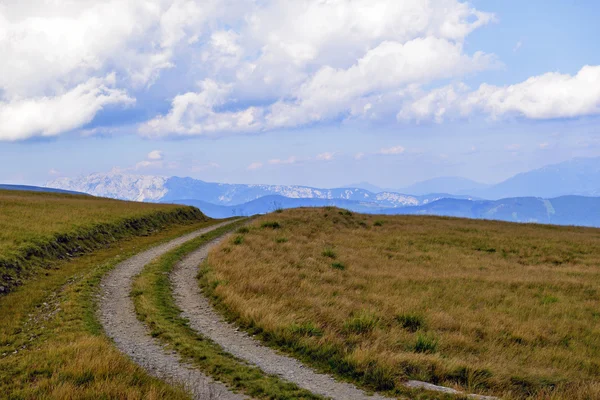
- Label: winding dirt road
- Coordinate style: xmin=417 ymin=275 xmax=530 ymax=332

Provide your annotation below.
xmin=98 ymin=220 xmax=496 ymax=400
xmin=98 ymin=220 xmax=247 ymax=400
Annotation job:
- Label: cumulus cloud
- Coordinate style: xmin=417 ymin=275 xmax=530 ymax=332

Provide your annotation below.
xmin=0 ymin=75 xmax=134 ymax=141
xmin=379 ymin=146 xmax=406 ymax=155
xmin=147 ymin=150 xmax=164 ymax=160
xmin=268 ymin=156 xmax=298 ymax=165
xmin=247 ymin=162 xmax=263 ymax=171
xmin=316 ymin=152 xmax=335 ymax=161
xmin=4 ymin=0 xmax=599 ymax=141
xmin=399 ymin=65 xmax=600 ymax=121
xmin=0 ymin=0 xmax=227 ymax=141
xmin=139 ymin=0 xmax=498 ymax=137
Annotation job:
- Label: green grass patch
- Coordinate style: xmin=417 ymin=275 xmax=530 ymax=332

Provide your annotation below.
xmin=414 ymin=334 xmax=439 ymax=354
xmin=343 ymin=311 xmax=379 ymax=334
xmin=322 ymin=248 xmax=337 ymax=259
xmin=331 ymin=262 xmax=346 ymax=270
xmin=261 ymin=221 xmax=281 ymax=229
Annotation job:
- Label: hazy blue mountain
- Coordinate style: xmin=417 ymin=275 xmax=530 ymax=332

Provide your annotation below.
xmin=0 ymin=184 xmax=86 ymax=196
xmin=49 ymin=173 xmax=472 ymax=208
xmin=166 ymin=194 xmax=600 ymax=228
xmin=383 ymin=196 xmax=600 ymax=227
xmin=398 ymin=177 xmax=490 ymax=196
xmin=340 ymin=182 xmax=386 ymax=193
xmin=166 ymin=195 xmax=390 ymax=218
xmin=475 ymin=157 xmax=600 ymax=199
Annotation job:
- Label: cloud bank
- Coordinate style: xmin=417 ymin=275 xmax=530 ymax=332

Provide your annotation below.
xmin=1 ymin=0 xmax=599 ymax=141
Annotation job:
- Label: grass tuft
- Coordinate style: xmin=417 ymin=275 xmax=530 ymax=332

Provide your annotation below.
xmin=395 ymin=313 xmax=425 ymax=332
xmin=414 ymin=333 xmax=438 ymax=354
xmin=236 ymin=226 xmax=250 ymax=234
xmin=261 ymin=221 xmax=281 ymax=229
xmin=331 ymin=262 xmax=346 ymax=270
xmin=322 ymin=248 xmax=337 ymax=259
xmin=343 ymin=311 xmax=379 ymax=334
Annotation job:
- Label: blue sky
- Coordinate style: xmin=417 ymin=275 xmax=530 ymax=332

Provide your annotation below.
xmin=1 ymin=0 xmax=599 ymax=188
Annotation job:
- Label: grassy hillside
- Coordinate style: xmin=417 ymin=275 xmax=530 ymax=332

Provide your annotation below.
xmin=0 ymin=190 xmax=213 ymax=398
xmin=202 ymin=208 xmax=600 ymax=399
xmin=0 ymin=189 xmax=205 ymax=293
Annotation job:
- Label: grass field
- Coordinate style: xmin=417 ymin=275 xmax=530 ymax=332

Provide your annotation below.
xmin=0 ymin=189 xmax=204 ymax=293
xmin=202 ymin=208 xmax=600 ymax=399
xmin=0 ymin=189 xmax=213 ymax=399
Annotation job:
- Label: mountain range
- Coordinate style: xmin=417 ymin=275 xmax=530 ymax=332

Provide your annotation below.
xmin=43 ymin=157 xmax=600 ymax=227
xmin=47 ymin=173 xmax=474 ymax=208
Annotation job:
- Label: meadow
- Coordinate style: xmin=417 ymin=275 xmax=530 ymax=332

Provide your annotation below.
xmin=0 ymin=189 xmax=204 ymax=292
xmin=202 ymin=208 xmax=600 ymax=399
xmin=0 ymin=189 xmax=212 ymax=398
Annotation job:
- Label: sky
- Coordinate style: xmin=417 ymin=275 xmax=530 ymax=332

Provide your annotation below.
xmin=1 ymin=0 xmax=600 ymax=189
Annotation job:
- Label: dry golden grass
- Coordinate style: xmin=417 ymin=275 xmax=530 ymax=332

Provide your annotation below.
xmin=202 ymin=208 xmax=600 ymax=399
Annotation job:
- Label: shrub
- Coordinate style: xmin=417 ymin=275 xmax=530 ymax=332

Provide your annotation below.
xmin=232 ymin=235 xmax=244 ymax=245
xmin=236 ymin=226 xmax=250 ymax=234
xmin=374 ymin=220 xmax=384 ymax=227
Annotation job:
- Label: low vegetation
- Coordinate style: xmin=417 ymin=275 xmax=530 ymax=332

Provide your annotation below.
xmin=132 ymin=220 xmax=322 ymax=399
xmin=201 ymin=207 xmax=600 ymax=399
xmin=0 ymin=189 xmax=205 ymax=293
xmin=0 ymin=193 xmax=213 ymax=398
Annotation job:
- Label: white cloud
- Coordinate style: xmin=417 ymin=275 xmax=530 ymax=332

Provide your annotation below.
xmin=139 ymin=0 xmax=498 ymax=137
xmin=379 ymin=146 xmax=406 ymax=155
xmin=316 ymin=152 xmax=335 ymax=161
xmin=0 ymin=0 xmax=226 ymax=141
xmin=513 ymin=41 xmax=523 ymax=52
xmin=0 ymin=75 xmax=134 ymax=141
xmin=4 ymin=0 xmax=599 ymax=141
xmin=268 ymin=156 xmax=298 ymax=165
xmin=399 ymin=65 xmax=600 ymax=121
xmin=147 ymin=150 xmax=163 ymax=160
xmin=247 ymin=162 xmax=263 ymax=170
xmin=191 ymin=161 xmax=220 ymax=172
xmin=354 ymin=152 xmax=365 ymax=160
xmin=48 ymin=168 xmax=60 ymax=176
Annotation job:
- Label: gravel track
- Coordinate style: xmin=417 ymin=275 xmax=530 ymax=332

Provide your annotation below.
xmin=98 ymin=220 xmax=247 ymax=400
xmin=171 ymin=235 xmax=394 ymax=400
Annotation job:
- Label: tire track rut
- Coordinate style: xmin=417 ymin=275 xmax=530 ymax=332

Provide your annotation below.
xmin=98 ymin=220 xmax=247 ymax=400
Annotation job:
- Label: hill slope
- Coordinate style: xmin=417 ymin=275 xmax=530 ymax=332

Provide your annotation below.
xmin=0 ymin=189 xmax=206 ymax=294
xmin=203 ymin=208 xmax=600 ymax=399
